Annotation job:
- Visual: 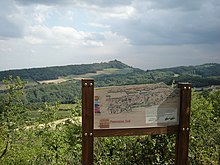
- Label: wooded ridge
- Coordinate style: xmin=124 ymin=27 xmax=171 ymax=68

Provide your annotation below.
xmin=0 ymin=60 xmax=220 ymax=88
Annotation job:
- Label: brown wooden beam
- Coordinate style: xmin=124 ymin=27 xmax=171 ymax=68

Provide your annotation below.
xmin=82 ymin=79 xmax=94 ymax=165
xmin=175 ymin=83 xmax=192 ymax=165
xmin=94 ymin=125 xmax=179 ymax=137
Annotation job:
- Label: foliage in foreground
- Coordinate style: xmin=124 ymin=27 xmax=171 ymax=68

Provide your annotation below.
xmin=0 ymin=77 xmax=220 ymax=164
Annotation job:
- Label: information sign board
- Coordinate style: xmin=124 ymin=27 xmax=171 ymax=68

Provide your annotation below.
xmin=82 ymin=80 xmax=191 ymax=165
xmin=94 ymin=83 xmax=180 ymax=129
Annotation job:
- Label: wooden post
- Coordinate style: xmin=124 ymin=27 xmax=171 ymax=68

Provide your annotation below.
xmin=82 ymin=79 xmax=94 ymax=165
xmin=175 ymin=83 xmax=192 ymax=165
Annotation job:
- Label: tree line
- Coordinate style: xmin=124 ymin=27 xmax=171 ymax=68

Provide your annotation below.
xmin=0 ymin=70 xmax=219 ymax=111
xmin=1 ymin=61 xmax=220 ymax=87
xmin=0 ymin=60 xmax=130 ymax=81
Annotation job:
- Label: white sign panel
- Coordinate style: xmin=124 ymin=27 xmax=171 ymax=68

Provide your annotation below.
xmin=94 ymin=83 xmax=180 ymax=129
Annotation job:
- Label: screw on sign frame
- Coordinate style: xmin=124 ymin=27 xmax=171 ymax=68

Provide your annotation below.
xmin=82 ymin=79 xmax=191 ymax=165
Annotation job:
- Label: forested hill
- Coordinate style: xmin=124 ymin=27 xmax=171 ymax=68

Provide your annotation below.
xmin=0 ymin=60 xmax=220 ymax=104
xmin=1 ymin=61 xmax=220 ymax=88
xmin=93 ymin=62 xmax=220 ymax=88
xmin=154 ymin=63 xmax=220 ymax=77
xmin=0 ymin=60 xmax=130 ymax=81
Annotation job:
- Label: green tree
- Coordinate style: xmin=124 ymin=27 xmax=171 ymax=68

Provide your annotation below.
xmin=189 ymin=91 xmax=219 ymax=164
xmin=94 ymin=135 xmax=175 ymax=164
xmin=0 ymin=76 xmax=83 ymax=164
xmin=0 ymin=76 xmax=27 ymax=160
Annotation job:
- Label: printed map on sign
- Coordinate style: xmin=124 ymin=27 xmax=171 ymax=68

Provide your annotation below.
xmin=94 ymin=83 xmax=180 ymax=129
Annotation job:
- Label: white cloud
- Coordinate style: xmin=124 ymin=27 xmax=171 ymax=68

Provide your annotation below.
xmin=79 ymin=4 xmax=136 ymax=20
xmin=24 ymin=36 xmax=42 ymax=44
xmin=26 ymin=25 xmax=106 ymax=47
xmin=0 ymin=0 xmax=220 ymax=71
xmin=32 ymin=5 xmax=53 ymax=24
xmin=87 ymin=23 xmax=110 ymax=29
xmin=101 ymin=6 xmax=136 ymax=19
xmin=102 ymin=31 xmax=130 ymax=44
xmin=0 ymin=41 xmax=12 ymax=52
xmin=51 ymin=26 xmax=87 ymax=41
xmin=105 ymin=0 xmax=220 ymax=45
xmin=83 ymin=40 xmax=104 ymax=47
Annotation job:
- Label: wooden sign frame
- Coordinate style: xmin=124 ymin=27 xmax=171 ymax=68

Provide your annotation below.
xmin=82 ymin=79 xmax=191 ymax=165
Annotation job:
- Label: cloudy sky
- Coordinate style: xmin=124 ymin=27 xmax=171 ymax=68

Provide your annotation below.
xmin=0 ymin=0 xmax=220 ymax=71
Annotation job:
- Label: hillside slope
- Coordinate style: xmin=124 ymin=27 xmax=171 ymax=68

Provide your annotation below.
xmin=1 ymin=61 xmax=220 ymax=105
xmin=0 ymin=60 xmax=131 ymax=81
xmin=149 ymin=63 xmax=220 ymax=87
xmin=1 ymin=61 xmax=220 ymax=88
xmin=154 ymin=63 xmax=220 ymax=77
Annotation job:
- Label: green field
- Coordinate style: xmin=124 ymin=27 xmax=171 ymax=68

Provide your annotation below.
xmin=27 ymin=110 xmax=72 ymax=121
xmin=59 ymin=104 xmax=77 ymax=110
xmin=27 ymin=104 xmax=77 ymax=121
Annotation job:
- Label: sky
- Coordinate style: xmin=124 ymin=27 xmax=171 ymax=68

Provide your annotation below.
xmin=0 ymin=0 xmax=220 ymax=71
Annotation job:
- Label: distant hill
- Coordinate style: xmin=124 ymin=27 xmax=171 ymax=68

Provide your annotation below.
xmin=1 ymin=61 xmax=220 ymax=105
xmin=154 ymin=63 xmax=220 ymax=77
xmin=0 ymin=60 xmax=131 ymax=81
xmin=150 ymin=63 xmax=220 ymax=87
xmin=1 ymin=61 xmax=220 ymax=88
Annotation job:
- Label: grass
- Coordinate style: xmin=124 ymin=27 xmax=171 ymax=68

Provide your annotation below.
xmin=59 ymin=104 xmax=77 ymax=110
xmin=24 ymin=68 xmax=133 ymax=85
xmin=27 ymin=104 xmax=76 ymax=121
xmin=27 ymin=110 xmax=72 ymax=121
xmin=208 ymin=76 xmax=220 ymax=79
xmin=37 ymin=78 xmax=69 ymax=84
